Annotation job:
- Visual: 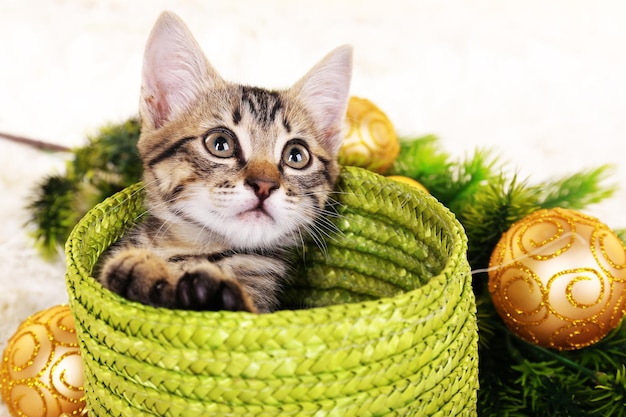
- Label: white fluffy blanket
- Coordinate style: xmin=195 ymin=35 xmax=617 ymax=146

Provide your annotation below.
xmin=1 ymin=1 xmax=625 ymax=415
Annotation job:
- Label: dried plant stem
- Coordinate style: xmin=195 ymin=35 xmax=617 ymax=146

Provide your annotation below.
xmin=0 ymin=131 xmax=70 ymax=152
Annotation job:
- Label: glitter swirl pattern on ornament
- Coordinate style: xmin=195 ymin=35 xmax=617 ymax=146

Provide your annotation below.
xmin=0 ymin=305 xmax=85 ymax=417
xmin=488 ymin=208 xmax=626 ymax=350
xmin=339 ymin=96 xmax=399 ymax=174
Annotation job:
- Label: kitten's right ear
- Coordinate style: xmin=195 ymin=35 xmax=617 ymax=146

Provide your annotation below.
xmin=291 ymin=45 xmax=353 ymax=155
xmin=140 ymin=11 xmax=223 ymax=130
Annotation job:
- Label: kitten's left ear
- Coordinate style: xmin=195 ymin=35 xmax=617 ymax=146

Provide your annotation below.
xmin=140 ymin=11 xmax=224 ymax=131
xmin=292 ymin=45 xmax=353 ymax=154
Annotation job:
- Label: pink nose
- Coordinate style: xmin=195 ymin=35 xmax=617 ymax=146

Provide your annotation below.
xmin=246 ymin=178 xmax=279 ymax=200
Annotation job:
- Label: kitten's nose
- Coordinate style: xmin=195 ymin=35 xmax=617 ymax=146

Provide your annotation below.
xmin=246 ymin=178 xmax=279 ymax=201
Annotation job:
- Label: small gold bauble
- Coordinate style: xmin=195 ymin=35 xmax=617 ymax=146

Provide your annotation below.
xmin=488 ymin=208 xmax=626 ymax=350
xmin=1 ymin=305 xmax=86 ymax=416
xmin=339 ymin=96 xmax=399 ymax=174
xmin=386 ymin=175 xmax=429 ymax=193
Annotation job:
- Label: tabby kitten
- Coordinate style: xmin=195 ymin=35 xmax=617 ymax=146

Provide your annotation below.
xmin=98 ymin=12 xmax=352 ymax=313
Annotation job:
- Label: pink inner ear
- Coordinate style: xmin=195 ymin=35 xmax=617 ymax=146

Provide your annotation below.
xmin=142 ymin=78 xmax=172 ymax=129
xmin=293 ymin=46 xmax=353 ymax=154
xmin=139 ymin=12 xmax=222 ymax=130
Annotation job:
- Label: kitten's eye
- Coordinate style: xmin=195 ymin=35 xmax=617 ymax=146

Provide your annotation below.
xmin=204 ymin=130 xmax=237 ymax=158
xmin=282 ymin=141 xmax=311 ymax=169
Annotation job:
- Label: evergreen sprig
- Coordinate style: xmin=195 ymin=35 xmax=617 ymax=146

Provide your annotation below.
xmin=25 ymin=175 xmax=79 ymax=258
xmin=27 ymin=118 xmax=141 ymax=257
xmin=389 ymin=135 xmax=618 ymax=274
xmin=539 ymin=166 xmax=617 ymax=210
xmin=476 ymin=316 xmax=626 ymax=417
xmin=592 ymin=365 xmax=626 ymax=416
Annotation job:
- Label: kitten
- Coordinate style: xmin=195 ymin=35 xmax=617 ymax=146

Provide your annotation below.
xmin=98 ymin=12 xmax=352 ymax=313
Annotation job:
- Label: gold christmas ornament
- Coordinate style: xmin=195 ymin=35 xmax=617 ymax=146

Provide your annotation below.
xmin=488 ymin=208 xmax=626 ymax=350
xmin=339 ymin=96 xmax=399 ymax=174
xmin=1 ymin=305 xmax=86 ymax=417
xmin=386 ymin=175 xmax=429 ymax=193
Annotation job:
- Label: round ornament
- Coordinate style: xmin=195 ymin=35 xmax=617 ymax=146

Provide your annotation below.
xmin=488 ymin=208 xmax=626 ymax=350
xmin=339 ymin=96 xmax=399 ymax=174
xmin=386 ymin=175 xmax=429 ymax=193
xmin=1 ymin=305 xmax=86 ymax=416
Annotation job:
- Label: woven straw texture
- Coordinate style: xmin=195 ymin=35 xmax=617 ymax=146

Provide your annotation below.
xmin=65 ymin=166 xmax=478 ymax=416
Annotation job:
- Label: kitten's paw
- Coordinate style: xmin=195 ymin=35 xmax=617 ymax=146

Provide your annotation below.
xmin=176 ymin=267 xmax=257 ymax=312
xmin=100 ymin=249 xmax=176 ymax=308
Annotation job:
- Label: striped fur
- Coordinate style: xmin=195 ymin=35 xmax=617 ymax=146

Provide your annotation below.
xmin=98 ymin=12 xmax=352 ymax=312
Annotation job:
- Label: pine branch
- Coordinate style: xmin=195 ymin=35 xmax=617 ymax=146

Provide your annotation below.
xmin=460 ymin=173 xmax=542 ymax=272
xmin=26 ymin=175 xmax=80 ymax=259
xmin=388 ymin=135 xmax=454 ymax=203
xmin=485 ymin=320 xmax=626 ymax=417
xmin=26 ymin=118 xmax=142 ymax=258
xmin=592 ymin=366 xmax=626 ymax=417
xmin=538 ymin=165 xmax=617 ymax=210
xmin=449 ymin=150 xmax=500 ymax=209
xmin=388 ymin=135 xmax=449 ymax=178
xmin=389 ymin=136 xmax=502 ymax=211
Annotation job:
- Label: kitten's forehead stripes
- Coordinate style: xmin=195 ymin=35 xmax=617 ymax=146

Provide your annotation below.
xmin=282 ymin=117 xmax=291 ymax=133
xmin=317 ymin=155 xmax=335 ymax=184
xmin=232 ymin=108 xmax=242 ymax=125
xmin=241 ymin=86 xmax=284 ymax=126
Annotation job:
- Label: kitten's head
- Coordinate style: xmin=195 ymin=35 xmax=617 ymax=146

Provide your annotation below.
xmin=137 ymin=12 xmax=352 ymax=250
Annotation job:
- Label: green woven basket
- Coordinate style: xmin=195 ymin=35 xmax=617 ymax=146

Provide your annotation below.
xmin=65 ymin=166 xmax=478 ymax=416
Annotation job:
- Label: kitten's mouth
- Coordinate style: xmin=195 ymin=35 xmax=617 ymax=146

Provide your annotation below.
xmin=238 ymin=207 xmax=274 ymax=222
